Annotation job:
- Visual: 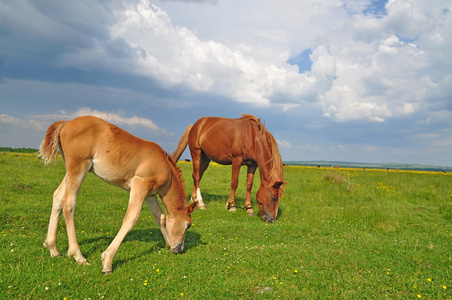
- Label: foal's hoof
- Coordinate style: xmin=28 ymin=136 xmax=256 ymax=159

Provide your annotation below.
xmin=226 ymin=205 xmax=236 ymax=212
xmin=246 ymin=209 xmax=255 ymax=217
xmin=199 ymin=205 xmax=206 ymax=210
xmin=102 ymin=270 xmax=113 ymax=275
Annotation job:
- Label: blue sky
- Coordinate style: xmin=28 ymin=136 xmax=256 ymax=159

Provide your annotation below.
xmin=1 ymin=0 xmax=451 ymax=167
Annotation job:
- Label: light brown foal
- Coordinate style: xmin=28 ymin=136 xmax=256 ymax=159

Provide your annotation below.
xmin=39 ymin=116 xmax=197 ymax=273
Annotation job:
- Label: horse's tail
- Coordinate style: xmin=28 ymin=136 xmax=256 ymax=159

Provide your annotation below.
xmin=171 ymin=124 xmax=193 ymax=162
xmin=39 ymin=121 xmax=68 ymax=165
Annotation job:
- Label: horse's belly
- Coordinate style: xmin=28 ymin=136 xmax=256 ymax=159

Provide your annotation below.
xmin=204 ymin=152 xmax=232 ymax=165
xmin=91 ymin=159 xmax=132 ymax=190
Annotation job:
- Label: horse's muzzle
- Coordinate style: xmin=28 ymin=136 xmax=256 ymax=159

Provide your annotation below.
xmin=261 ymin=214 xmax=276 ymax=223
xmin=171 ymin=242 xmax=184 ymax=254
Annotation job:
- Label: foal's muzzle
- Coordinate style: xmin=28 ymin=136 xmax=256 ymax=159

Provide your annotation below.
xmin=171 ymin=242 xmax=184 ymax=254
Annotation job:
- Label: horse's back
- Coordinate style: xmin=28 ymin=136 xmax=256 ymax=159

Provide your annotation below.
xmin=60 ymin=116 xmax=159 ymax=155
xmin=189 ymin=116 xmax=255 ymax=164
xmin=59 ymin=116 xmax=170 ymax=188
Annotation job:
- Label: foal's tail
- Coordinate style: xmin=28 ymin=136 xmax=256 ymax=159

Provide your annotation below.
xmin=171 ymin=124 xmax=193 ymax=162
xmin=39 ymin=121 xmax=67 ymax=165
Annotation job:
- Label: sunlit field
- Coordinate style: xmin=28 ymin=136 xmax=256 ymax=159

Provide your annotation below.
xmin=1 ymin=152 xmax=451 ymax=299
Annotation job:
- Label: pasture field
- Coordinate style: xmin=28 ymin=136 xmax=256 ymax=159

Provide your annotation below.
xmin=0 ymin=152 xmax=451 ymax=299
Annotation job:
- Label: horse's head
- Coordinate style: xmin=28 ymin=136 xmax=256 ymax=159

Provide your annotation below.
xmin=256 ymin=181 xmax=285 ymax=222
xmin=163 ymin=201 xmax=198 ymax=253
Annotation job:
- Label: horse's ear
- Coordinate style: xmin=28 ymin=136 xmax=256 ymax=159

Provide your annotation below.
xmin=273 ymin=181 xmax=285 ymax=189
xmin=188 ymin=201 xmax=198 ymax=214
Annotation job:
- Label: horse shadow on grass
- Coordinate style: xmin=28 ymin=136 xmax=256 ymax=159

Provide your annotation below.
xmin=198 ymin=192 xmax=285 ymax=220
xmin=78 ymin=228 xmax=202 ymax=270
xmin=198 ymin=192 xmax=251 ymax=207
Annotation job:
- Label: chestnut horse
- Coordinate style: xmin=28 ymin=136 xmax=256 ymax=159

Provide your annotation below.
xmin=172 ymin=114 xmax=285 ymax=222
xmin=39 ymin=116 xmax=197 ymax=273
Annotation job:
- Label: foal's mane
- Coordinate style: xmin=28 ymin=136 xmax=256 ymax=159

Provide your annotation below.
xmin=240 ymin=114 xmax=284 ymax=188
xmin=166 ymin=153 xmax=187 ymax=201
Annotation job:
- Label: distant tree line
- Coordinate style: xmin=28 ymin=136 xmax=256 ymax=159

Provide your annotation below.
xmin=0 ymin=147 xmax=38 ymax=153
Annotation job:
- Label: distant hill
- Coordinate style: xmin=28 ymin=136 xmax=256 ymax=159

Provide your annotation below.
xmin=285 ymin=161 xmax=452 ymax=172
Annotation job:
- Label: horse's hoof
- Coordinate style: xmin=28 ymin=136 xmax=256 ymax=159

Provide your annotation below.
xmin=245 ymin=207 xmax=255 ymax=217
xmin=199 ymin=205 xmax=206 ymax=210
xmin=102 ymin=270 xmax=113 ymax=275
xmin=226 ymin=205 xmax=236 ymax=212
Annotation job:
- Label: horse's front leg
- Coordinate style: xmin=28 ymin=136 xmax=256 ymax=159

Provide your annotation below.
xmin=101 ymin=179 xmax=146 ymax=274
xmin=145 ymin=196 xmax=169 ymax=248
xmin=244 ymin=165 xmax=257 ymax=217
xmin=226 ymin=159 xmax=241 ymax=212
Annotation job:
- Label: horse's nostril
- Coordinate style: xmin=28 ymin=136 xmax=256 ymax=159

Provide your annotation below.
xmin=171 ymin=243 xmax=184 ymax=254
xmin=261 ymin=214 xmax=276 ymax=223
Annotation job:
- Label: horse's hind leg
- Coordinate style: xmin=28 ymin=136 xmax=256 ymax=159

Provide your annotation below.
xmin=63 ymin=160 xmax=91 ymax=265
xmin=43 ymin=175 xmax=66 ymax=257
xmin=191 ymin=151 xmax=210 ymax=210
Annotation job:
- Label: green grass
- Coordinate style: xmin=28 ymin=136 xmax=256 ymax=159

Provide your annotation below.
xmin=0 ymin=152 xmax=451 ymax=299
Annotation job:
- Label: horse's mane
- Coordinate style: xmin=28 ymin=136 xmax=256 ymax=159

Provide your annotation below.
xmin=240 ymin=114 xmax=284 ymax=189
xmin=165 ymin=153 xmax=187 ymax=201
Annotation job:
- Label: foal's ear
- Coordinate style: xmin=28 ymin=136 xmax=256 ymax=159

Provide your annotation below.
xmin=187 ymin=201 xmax=198 ymax=214
xmin=273 ymin=181 xmax=285 ymax=189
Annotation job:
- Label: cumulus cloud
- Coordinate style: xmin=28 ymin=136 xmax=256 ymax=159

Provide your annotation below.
xmin=106 ymin=0 xmax=450 ymax=123
xmin=2 ymin=0 xmax=450 ymax=124
xmin=104 ymin=0 xmax=318 ymax=105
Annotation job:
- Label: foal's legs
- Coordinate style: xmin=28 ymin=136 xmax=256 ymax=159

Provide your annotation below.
xmin=145 ymin=196 xmax=169 ymax=248
xmin=244 ymin=165 xmax=257 ymax=217
xmin=43 ymin=175 xmax=66 ymax=257
xmin=190 ymin=150 xmax=210 ymax=209
xmin=101 ymin=177 xmax=148 ymax=274
xmin=63 ymin=160 xmax=92 ymax=265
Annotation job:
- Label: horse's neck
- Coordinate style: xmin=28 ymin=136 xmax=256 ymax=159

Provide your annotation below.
xmin=160 ymin=165 xmax=187 ymax=216
xmin=254 ymin=139 xmax=273 ymax=183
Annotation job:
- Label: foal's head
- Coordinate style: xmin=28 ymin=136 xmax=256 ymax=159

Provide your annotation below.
xmin=256 ymin=181 xmax=285 ymax=222
xmin=165 ymin=201 xmax=198 ymax=253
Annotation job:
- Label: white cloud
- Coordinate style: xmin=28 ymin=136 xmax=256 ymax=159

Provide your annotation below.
xmin=11 ymin=0 xmax=449 ymax=124
xmin=72 ymin=107 xmax=163 ymax=132
xmin=276 ymin=139 xmax=293 ymax=149
xmin=0 ymin=114 xmax=45 ymax=130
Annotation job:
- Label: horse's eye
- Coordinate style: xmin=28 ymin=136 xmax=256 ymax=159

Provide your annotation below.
xmin=271 ymin=196 xmax=278 ymax=202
